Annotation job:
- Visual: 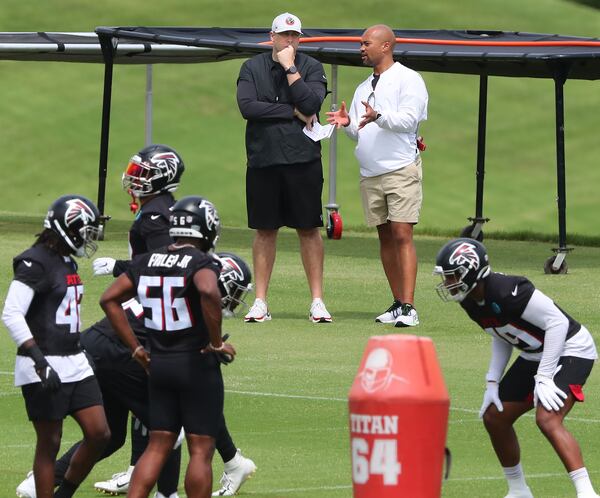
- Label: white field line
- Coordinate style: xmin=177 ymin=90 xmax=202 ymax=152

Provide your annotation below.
xmin=1 ymin=387 xmax=599 ymax=424
xmin=226 ymin=389 xmax=600 ymax=424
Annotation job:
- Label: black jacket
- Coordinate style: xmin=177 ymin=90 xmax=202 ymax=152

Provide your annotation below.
xmin=237 ymin=51 xmax=327 ymax=168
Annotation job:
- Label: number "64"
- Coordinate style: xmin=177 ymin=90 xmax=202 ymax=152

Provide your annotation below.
xmin=352 ymin=437 xmax=402 ymax=485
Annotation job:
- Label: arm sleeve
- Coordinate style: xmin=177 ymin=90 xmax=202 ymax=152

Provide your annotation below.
xmin=486 ymin=336 xmax=513 ymax=382
xmin=1 ymin=280 xmax=35 ymax=347
xmin=521 ymin=289 xmax=568 ymax=378
xmin=113 ymin=259 xmax=131 ymax=277
xmin=377 ymin=90 xmax=428 ymax=133
xmin=236 ymin=66 xmax=295 ymax=120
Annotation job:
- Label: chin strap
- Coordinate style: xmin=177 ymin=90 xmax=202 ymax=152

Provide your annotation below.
xmin=129 ymin=193 xmax=139 ymax=214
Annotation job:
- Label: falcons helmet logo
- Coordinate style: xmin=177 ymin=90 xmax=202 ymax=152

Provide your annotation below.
xmin=150 ymin=152 xmax=180 ymax=182
xmin=64 ymin=198 xmax=97 ymax=227
xmin=449 ymin=242 xmax=480 ymax=269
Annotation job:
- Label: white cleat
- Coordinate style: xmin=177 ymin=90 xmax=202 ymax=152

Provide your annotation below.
xmin=212 ymin=449 xmax=257 ymax=496
xmin=309 ymin=298 xmax=332 ymax=323
xmin=504 ymin=487 xmax=534 ymax=498
xmin=154 ymin=492 xmax=180 ymax=498
xmin=244 ymin=299 xmax=271 ymax=323
xmin=93 ymin=465 xmax=134 ymax=495
xmin=16 ymin=471 xmax=36 ymax=498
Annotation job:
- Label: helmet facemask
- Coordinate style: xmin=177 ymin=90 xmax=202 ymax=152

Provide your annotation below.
xmin=434 ymin=265 xmax=473 ymax=302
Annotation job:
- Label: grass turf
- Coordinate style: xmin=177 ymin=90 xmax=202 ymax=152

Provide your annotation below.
xmin=1 ymin=220 xmax=599 ymax=497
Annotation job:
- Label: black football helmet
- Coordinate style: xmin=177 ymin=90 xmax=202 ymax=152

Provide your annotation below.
xmin=215 ymin=252 xmax=253 ymax=315
xmin=169 ymin=195 xmax=220 ymax=250
xmin=122 ymin=144 xmax=185 ymax=197
xmin=43 ymin=194 xmax=101 ymax=257
xmin=434 ymin=238 xmax=491 ymax=302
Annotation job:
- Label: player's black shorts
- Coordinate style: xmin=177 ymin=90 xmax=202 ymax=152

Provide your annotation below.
xmin=82 ymin=328 xmax=149 ymax=425
xmin=499 ymin=355 xmax=594 ymax=403
xmin=148 ymin=351 xmax=223 ymax=437
xmin=246 ymin=159 xmax=324 ymax=229
xmin=21 ymin=375 xmax=103 ymax=422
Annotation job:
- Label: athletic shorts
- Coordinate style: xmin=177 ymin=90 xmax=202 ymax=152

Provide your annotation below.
xmin=499 ymin=355 xmax=594 ymax=404
xmin=148 ymin=351 xmax=224 ymax=437
xmin=246 ymin=159 xmax=324 ymax=229
xmin=21 ymin=375 xmax=103 ymax=422
xmin=359 ymin=157 xmax=422 ymax=227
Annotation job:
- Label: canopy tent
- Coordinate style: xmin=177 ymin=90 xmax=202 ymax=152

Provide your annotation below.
xmin=2 ymin=28 xmax=600 ymax=271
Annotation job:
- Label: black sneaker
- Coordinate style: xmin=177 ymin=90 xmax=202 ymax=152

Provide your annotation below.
xmin=393 ymin=303 xmax=420 ymax=327
xmin=375 ymin=300 xmax=403 ymax=323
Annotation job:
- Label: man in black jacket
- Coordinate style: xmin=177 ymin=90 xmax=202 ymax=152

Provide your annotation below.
xmin=236 ymin=12 xmax=332 ymax=325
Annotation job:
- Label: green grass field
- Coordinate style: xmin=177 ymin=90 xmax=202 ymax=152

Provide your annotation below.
xmin=1 ymin=0 xmax=599 ymax=238
xmin=1 ymin=1 xmax=600 ymax=496
xmin=1 ymin=219 xmax=600 ymax=497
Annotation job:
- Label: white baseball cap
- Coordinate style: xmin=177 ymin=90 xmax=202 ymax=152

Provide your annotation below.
xmin=271 ymin=12 xmax=303 ymax=34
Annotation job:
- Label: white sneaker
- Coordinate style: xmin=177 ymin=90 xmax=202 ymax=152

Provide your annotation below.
xmin=212 ymin=449 xmax=257 ymax=496
xmin=393 ymin=303 xmax=420 ymax=327
xmin=154 ymin=492 xmax=180 ymax=498
xmin=504 ymin=487 xmax=534 ymax=498
xmin=375 ymin=300 xmax=403 ymax=323
xmin=309 ymin=298 xmax=332 ymax=323
xmin=94 ymin=465 xmax=134 ymax=495
xmin=16 ymin=471 xmax=36 ymax=498
xmin=244 ymin=299 xmax=271 ymax=323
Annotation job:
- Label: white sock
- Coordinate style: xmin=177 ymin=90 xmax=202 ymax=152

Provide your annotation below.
xmin=570 ymin=467 xmax=596 ymax=496
xmin=503 ymin=463 xmax=530 ymax=493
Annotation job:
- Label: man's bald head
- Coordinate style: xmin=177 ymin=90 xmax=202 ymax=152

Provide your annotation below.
xmin=360 ymin=24 xmax=396 ymax=70
xmin=363 ymin=24 xmax=396 ymax=50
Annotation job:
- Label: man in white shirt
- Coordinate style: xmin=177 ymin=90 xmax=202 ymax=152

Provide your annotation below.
xmin=327 ymin=24 xmax=428 ymax=327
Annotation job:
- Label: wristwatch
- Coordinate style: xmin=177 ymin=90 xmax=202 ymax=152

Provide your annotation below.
xmin=285 ymin=65 xmax=298 ymax=75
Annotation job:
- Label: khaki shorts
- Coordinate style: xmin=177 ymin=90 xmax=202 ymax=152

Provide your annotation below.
xmin=359 ymin=157 xmax=423 ymax=227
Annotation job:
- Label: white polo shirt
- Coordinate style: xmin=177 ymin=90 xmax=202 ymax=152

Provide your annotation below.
xmin=344 ymin=62 xmax=428 ymax=178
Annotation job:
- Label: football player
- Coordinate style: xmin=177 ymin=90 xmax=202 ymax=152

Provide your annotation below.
xmin=92 ymin=144 xmax=255 ymax=498
xmin=434 ymin=238 xmax=599 ymax=498
xmin=14 ymin=250 xmax=252 ymax=498
xmin=2 ymin=195 xmax=110 ymax=498
xmin=100 ymin=195 xmax=235 ymax=498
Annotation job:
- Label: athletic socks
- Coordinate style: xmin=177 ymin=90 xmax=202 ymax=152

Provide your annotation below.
xmin=570 ymin=467 xmax=598 ymax=497
xmin=503 ymin=463 xmax=531 ymax=495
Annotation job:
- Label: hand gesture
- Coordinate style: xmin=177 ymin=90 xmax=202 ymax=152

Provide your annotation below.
xmin=326 ymin=101 xmax=350 ymax=129
xmin=358 ymin=100 xmax=378 ymax=129
xmin=479 ymin=381 xmax=503 ymax=418
xmin=93 ymin=257 xmax=116 ymax=276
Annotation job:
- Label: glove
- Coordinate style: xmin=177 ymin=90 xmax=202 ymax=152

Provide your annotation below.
xmin=479 ymin=381 xmax=503 ymax=418
xmin=92 ymin=257 xmax=116 ymax=276
xmin=27 ymin=344 xmax=61 ymax=392
xmin=534 ymin=374 xmax=567 ymax=411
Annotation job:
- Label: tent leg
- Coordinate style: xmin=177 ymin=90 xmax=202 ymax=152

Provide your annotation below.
xmin=462 ymin=74 xmax=489 ymax=241
xmin=544 ymin=72 xmax=572 ymax=274
xmin=325 ymin=64 xmax=342 ymax=239
xmin=97 ymin=33 xmax=115 ymax=235
xmin=145 ymin=64 xmax=153 ymax=146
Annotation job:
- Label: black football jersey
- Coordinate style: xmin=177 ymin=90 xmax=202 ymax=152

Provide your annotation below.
xmin=113 ymin=192 xmax=175 ymax=276
xmin=125 ymin=245 xmax=221 ymax=353
xmin=460 ymin=272 xmax=581 ymax=353
xmin=91 ymin=299 xmax=149 ymax=346
xmin=13 ymin=245 xmax=83 ymax=355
